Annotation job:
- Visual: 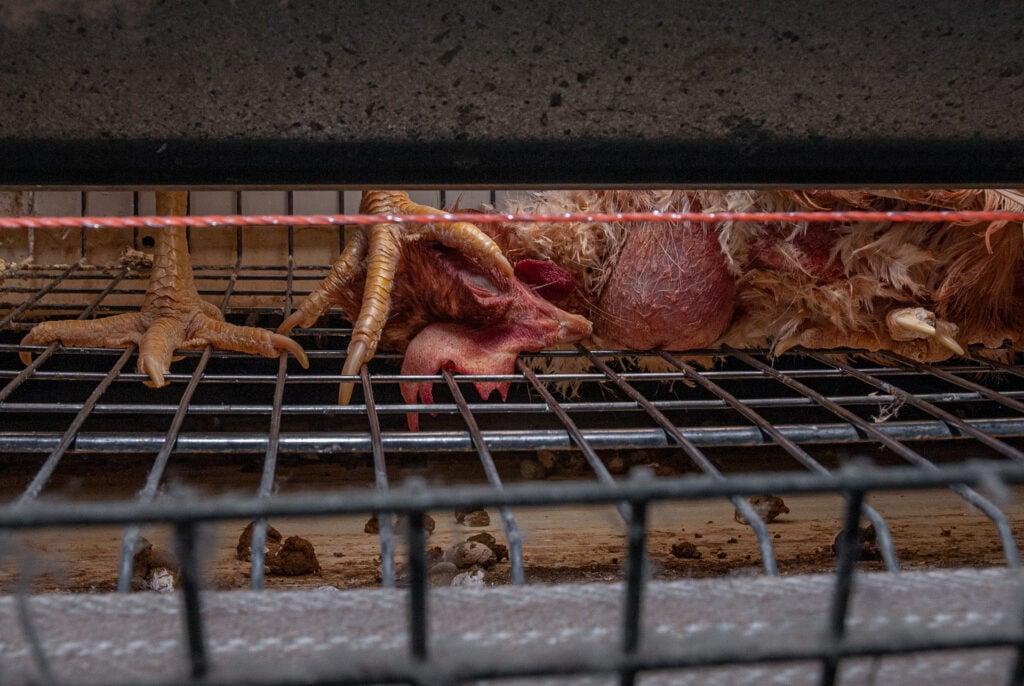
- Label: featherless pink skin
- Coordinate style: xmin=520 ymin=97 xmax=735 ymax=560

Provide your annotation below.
xmin=399 ymin=258 xmax=593 ymax=430
xmin=514 ymin=258 xmax=577 ymax=302
xmin=393 ymin=250 xmax=590 ymax=431
xmin=593 ymin=220 xmax=736 ymax=350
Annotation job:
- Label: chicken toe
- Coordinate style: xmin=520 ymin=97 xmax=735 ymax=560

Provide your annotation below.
xmin=20 ymin=192 xmax=308 ymax=386
xmin=886 ymin=307 xmax=965 ymax=356
xmin=773 ymin=313 xmax=964 ymax=362
xmin=282 ymin=190 xmax=519 ymax=405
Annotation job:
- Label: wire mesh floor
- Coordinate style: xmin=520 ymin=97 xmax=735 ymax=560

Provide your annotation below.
xmin=4 ymin=250 xmax=1024 ymax=684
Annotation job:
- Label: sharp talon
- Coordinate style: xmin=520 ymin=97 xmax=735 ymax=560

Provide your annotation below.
xmin=773 ymin=336 xmax=799 ymax=357
xmin=338 ymin=339 xmax=369 ymax=405
xmin=888 ymin=309 xmax=936 ymax=338
xmin=277 ymin=309 xmax=307 ymax=336
xmin=20 ymin=329 xmax=46 ymax=365
xmin=140 ymin=356 xmax=167 ymax=389
xmin=934 ymin=332 xmax=965 ymax=356
xmin=271 ymin=332 xmax=309 ymax=368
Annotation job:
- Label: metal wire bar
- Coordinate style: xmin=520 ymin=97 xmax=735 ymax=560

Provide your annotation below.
xmin=821 ymin=489 xmax=866 ymax=686
xmin=658 ymin=350 xmax=901 ymax=572
xmin=249 ymin=351 xmax=288 ymax=591
xmin=725 ymin=346 xmax=1023 ymax=568
xmin=249 ymin=230 xmax=296 ymax=591
xmin=116 ymin=344 xmax=214 ymax=593
xmin=78 ymin=193 xmax=88 ymax=259
xmin=5 ymin=208 xmax=1024 ymax=230
xmin=0 ymin=344 xmax=57 ymax=408
xmin=174 ymin=522 xmax=209 ymax=681
xmin=14 ymin=347 xmax=135 ymax=505
xmin=881 ymin=351 xmax=1024 ymax=416
xmin=804 ymin=349 xmax=1024 ymax=464
xmin=117 ymin=253 xmax=244 ymax=592
xmin=442 ymin=369 xmax=525 ymax=585
xmin=407 ymin=509 xmax=428 ymax=663
xmin=3 ymin=376 xmax=1021 ymax=416
xmin=5 ymin=418 xmax=1024 ymax=456
xmin=972 ymin=352 xmax=1024 ymax=382
xmin=363 ymin=365 xmax=396 ymax=588
xmin=580 ymin=345 xmax=779 ymax=575
xmin=619 ymin=498 xmax=647 ymax=686
xmin=13 ymin=567 xmax=56 ymax=686
xmin=5 ymin=389 xmax=1022 ymax=415
xmin=1012 ymin=602 xmax=1024 ymax=686
xmin=515 ymin=358 xmax=629 ymax=522
xmin=3 ymin=461 xmax=1024 ymax=530
xmin=0 ymin=264 xmax=78 ymax=330
xmin=1 ymin=267 xmax=131 ymax=406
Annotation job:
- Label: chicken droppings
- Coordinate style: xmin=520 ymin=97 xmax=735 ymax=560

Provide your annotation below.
xmin=454 ymin=508 xmax=491 ymax=527
xmin=734 ymin=495 xmax=790 ymax=524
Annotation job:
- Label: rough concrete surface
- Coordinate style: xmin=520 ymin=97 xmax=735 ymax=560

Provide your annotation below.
xmin=0 ymin=1 xmax=1022 ymax=185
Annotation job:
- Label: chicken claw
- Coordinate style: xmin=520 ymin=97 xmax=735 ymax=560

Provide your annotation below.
xmin=279 ymin=190 xmax=515 ymax=404
xmin=887 ymin=307 xmax=937 ymax=339
xmin=886 ymin=307 xmax=965 ymax=356
xmin=20 ymin=191 xmax=308 ymax=386
xmin=773 ymin=306 xmax=965 ymax=361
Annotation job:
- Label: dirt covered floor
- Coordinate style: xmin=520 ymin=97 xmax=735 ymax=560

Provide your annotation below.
xmin=0 ymin=446 xmax=1020 ymax=593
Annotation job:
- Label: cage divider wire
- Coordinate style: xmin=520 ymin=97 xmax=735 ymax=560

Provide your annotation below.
xmin=442 ymin=368 xmax=525 ymax=585
xmin=976 ymin=352 xmax=1024 ymax=381
xmin=174 ymin=521 xmax=209 ymax=681
xmin=0 ymin=264 xmax=78 ymax=331
xmin=16 ymin=347 xmax=134 ymax=505
xmin=579 ymin=344 xmax=780 ymax=575
xmin=656 ymin=349 xmax=900 ymax=571
xmin=407 ymin=507 xmax=429 ymax=663
xmin=822 ymin=488 xmax=866 ymax=686
xmin=1013 ymin=597 xmax=1024 ymax=686
xmin=5 ymin=192 xmax=1024 ymax=683
xmin=4 ymin=464 xmax=1024 ymax=684
xmin=249 ymin=221 xmax=294 ymax=591
xmin=1 ymin=266 xmax=132 ymax=405
xmin=515 ymin=357 xmax=629 ymax=521
xmin=362 ymin=364 xmax=397 ymax=588
xmin=619 ymin=495 xmax=648 ymax=686
xmin=115 ymin=342 xmax=213 ymax=592
xmin=116 ymin=241 xmax=245 ymax=593
xmin=883 ymin=350 xmax=1024 ymax=415
xmin=802 ymin=348 xmax=1024 ymax=464
xmin=723 ymin=344 xmax=1024 ymax=568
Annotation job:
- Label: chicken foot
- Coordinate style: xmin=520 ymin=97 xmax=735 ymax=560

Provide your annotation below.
xmin=278 ymin=190 xmax=515 ymax=404
xmin=20 ymin=191 xmax=308 ymax=387
xmin=773 ymin=306 xmax=965 ymax=360
xmin=885 ymin=307 xmax=965 ymax=356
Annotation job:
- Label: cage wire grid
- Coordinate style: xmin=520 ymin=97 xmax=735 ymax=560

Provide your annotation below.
xmin=3 ymin=191 xmax=1024 ymax=684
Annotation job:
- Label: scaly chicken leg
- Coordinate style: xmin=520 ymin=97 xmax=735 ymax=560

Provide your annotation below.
xmin=20 ymin=191 xmax=308 ymax=386
xmin=278 ymin=190 xmax=516 ymax=404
